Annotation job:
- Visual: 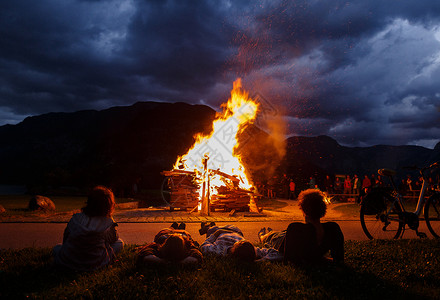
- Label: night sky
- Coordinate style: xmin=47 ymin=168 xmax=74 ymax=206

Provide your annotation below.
xmin=1 ymin=0 xmax=439 ymax=148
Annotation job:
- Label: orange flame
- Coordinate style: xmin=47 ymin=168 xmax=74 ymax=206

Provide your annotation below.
xmin=174 ymin=78 xmax=259 ymax=194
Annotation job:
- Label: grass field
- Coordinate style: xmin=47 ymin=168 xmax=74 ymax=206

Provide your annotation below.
xmin=1 ymin=239 xmax=439 ymax=299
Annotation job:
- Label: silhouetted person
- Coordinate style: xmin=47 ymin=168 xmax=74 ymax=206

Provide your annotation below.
xmin=344 ymin=175 xmax=352 ymax=194
xmin=260 ymin=189 xmax=344 ymax=265
xmin=309 ymin=176 xmax=316 ymax=189
xmin=362 ymin=175 xmax=372 ymax=194
xmin=324 ymin=175 xmax=333 ymax=194
xmin=53 ymin=186 xmax=124 ymax=271
xmin=288 ymin=179 xmax=296 ymax=199
xmin=334 ymin=177 xmax=342 ymax=193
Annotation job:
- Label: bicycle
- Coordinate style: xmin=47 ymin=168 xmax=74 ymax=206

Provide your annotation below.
xmin=360 ymin=161 xmax=440 ymax=239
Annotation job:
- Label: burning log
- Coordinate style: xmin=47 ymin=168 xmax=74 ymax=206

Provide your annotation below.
xmin=211 ymin=169 xmax=240 ymax=183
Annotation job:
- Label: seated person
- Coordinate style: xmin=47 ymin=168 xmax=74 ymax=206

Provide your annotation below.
xmin=282 ymin=189 xmax=344 ymax=264
xmin=137 ymin=222 xmax=202 ymax=266
xmin=53 ymin=186 xmax=124 ymax=271
xmin=259 ymin=189 xmax=344 ymax=265
xmin=199 ymin=223 xmax=282 ymax=262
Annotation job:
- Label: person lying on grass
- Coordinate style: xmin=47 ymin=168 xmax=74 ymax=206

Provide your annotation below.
xmin=137 ymin=222 xmax=203 ymax=266
xmin=258 ymin=189 xmax=344 ymax=265
xmin=53 ymin=186 xmax=124 ymax=271
xmin=199 ymin=223 xmax=282 ymax=262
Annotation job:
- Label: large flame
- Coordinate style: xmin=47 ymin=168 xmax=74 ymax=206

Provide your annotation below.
xmin=174 ymin=78 xmax=258 ymax=196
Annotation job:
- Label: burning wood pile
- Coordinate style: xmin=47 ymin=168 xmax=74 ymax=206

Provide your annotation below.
xmin=209 ymin=170 xmax=257 ymax=211
xmin=161 ymin=169 xmax=199 ymax=210
xmin=162 ymin=168 xmax=260 ymax=212
xmin=161 ymin=79 xmax=262 ymax=214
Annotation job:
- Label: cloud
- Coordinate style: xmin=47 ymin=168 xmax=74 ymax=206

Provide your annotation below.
xmin=0 ymin=0 xmax=439 ymax=148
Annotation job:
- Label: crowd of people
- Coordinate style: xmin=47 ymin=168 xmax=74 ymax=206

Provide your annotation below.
xmin=255 ymin=172 xmax=440 ymax=200
xmin=53 ymin=186 xmax=344 ymax=271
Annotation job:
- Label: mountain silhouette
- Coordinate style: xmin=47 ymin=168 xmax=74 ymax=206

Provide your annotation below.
xmin=0 ymin=101 xmax=438 ymax=195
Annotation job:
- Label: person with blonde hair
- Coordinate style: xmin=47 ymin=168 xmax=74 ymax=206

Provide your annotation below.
xmin=53 ymin=186 xmax=124 ymax=271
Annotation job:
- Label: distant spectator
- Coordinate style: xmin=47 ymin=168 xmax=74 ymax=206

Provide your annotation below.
xmin=343 ymin=175 xmax=352 ymax=194
xmin=288 ymin=179 xmax=296 ymax=199
xmin=334 ymin=177 xmax=343 ymax=193
xmin=309 ymin=176 xmax=316 ymax=189
xmin=352 ymin=174 xmax=361 ymax=195
xmin=267 ymin=177 xmax=276 ymax=199
xmin=370 ymin=174 xmax=376 ymax=188
xmin=375 ymin=175 xmax=384 ymax=187
xmin=53 ymin=186 xmax=124 ymax=271
xmin=324 ymin=175 xmax=333 ymax=194
xmin=406 ymin=175 xmax=413 ymax=191
xmin=282 ymin=174 xmax=290 ymax=199
xmin=415 ymin=176 xmax=423 ymax=190
xmin=362 ymin=175 xmax=372 ymax=194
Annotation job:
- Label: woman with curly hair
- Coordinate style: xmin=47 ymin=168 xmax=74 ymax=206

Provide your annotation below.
xmin=259 ymin=189 xmax=344 ymax=265
xmin=53 ymin=186 xmax=124 ymax=271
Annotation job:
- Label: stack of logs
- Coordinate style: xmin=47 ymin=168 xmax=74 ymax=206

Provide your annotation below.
xmin=210 ymin=188 xmax=252 ymax=211
xmin=161 ymin=169 xmax=260 ymax=212
xmin=209 ymin=170 xmax=255 ymax=212
xmin=161 ymin=170 xmax=199 ymax=210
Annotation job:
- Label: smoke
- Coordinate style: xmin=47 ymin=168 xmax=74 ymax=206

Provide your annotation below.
xmin=238 ymin=104 xmax=287 ymax=182
xmin=264 ymin=111 xmax=287 ymax=161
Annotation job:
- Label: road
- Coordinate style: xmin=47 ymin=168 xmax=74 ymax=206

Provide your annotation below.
xmin=0 ymin=220 xmax=434 ymax=249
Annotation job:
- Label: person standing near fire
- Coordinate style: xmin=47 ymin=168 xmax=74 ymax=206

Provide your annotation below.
xmin=282 ymin=174 xmax=290 ymax=199
xmin=343 ymin=175 xmax=352 ymax=195
xmin=334 ymin=177 xmax=342 ymax=193
xmin=362 ymin=175 xmax=372 ymax=193
xmin=324 ymin=175 xmax=333 ymax=194
xmin=352 ymin=174 xmax=361 ymax=195
xmin=406 ymin=174 xmax=413 ymax=191
xmin=267 ymin=176 xmax=277 ymax=199
xmin=288 ymin=179 xmax=296 ymax=199
xmin=308 ymin=176 xmax=316 ymax=189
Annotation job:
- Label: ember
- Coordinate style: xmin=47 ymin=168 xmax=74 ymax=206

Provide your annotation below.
xmin=162 ymin=79 xmax=261 ymax=213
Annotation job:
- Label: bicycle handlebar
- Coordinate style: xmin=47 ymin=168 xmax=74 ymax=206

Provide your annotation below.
xmin=402 ymin=161 xmax=439 ymax=171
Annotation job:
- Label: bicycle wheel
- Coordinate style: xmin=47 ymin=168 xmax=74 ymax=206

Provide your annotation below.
xmin=424 ymin=194 xmax=440 ymax=238
xmin=160 ymin=177 xmax=172 ymax=206
xmin=360 ymin=192 xmax=403 ymax=239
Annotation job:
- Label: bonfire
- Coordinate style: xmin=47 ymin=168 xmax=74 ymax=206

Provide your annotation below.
xmin=161 ymin=79 xmax=262 ymax=214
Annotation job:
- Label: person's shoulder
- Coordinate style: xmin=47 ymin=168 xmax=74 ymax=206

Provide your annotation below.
xmin=287 ymin=222 xmax=314 ymax=231
xmin=70 ymin=212 xmax=89 ymax=223
xmin=322 ymin=222 xmax=343 ymax=234
xmin=322 ymin=221 xmax=341 ymax=229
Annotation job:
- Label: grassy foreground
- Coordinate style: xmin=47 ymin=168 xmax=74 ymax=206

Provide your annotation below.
xmin=1 ymin=239 xmax=439 ymax=299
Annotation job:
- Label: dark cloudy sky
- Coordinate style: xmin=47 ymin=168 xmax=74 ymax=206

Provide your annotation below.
xmin=1 ymin=0 xmax=440 ymax=148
